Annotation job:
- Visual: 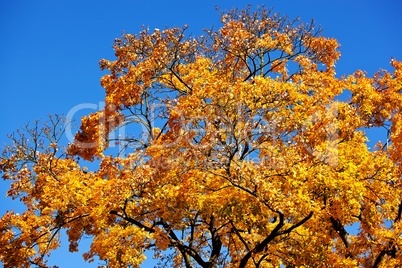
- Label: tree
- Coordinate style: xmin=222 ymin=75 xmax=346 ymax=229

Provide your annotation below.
xmin=1 ymin=6 xmax=402 ymax=267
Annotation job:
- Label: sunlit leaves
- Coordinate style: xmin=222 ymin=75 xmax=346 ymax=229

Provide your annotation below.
xmin=2 ymin=6 xmax=402 ymax=268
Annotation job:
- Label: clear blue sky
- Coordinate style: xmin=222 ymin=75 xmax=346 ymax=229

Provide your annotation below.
xmin=1 ymin=0 xmax=401 ymax=267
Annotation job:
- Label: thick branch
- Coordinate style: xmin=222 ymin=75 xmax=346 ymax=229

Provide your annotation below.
xmin=160 ymin=221 xmax=207 ymax=268
xmin=207 ymin=215 xmax=222 ymax=266
xmin=239 ymin=211 xmax=313 ymax=268
xmin=239 ymin=211 xmax=284 ymax=268
xmin=329 ymin=217 xmax=350 ymax=248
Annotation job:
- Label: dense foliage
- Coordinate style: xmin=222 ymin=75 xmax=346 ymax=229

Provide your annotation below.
xmin=2 ymin=7 xmax=402 ymax=267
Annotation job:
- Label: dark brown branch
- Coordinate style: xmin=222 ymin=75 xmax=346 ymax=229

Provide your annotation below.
xmin=394 ymin=201 xmax=402 ymax=222
xmin=329 ymin=217 xmax=350 ymax=248
xmin=373 ymin=243 xmax=398 ymax=268
xmin=256 ymin=253 xmax=269 ymax=267
xmin=230 ymin=221 xmax=258 ymax=267
xmin=239 ymin=142 xmax=249 ymax=160
xmin=239 ymin=211 xmax=284 ymax=268
xmin=160 ymin=221 xmax=207 ymax=268
xmin=230 ymin=221 xmax=252 ymax=252
xmin=182 ymin=248 xmax=192 ymax=268
xmin=206 ymin=215 xmax=222 ymax=266
xmin=109 ymin=210 xmax=155 ymax=233
xmin=373 ymin=250 xmax=387 ymax=268
xmin=167 ymin=65 xmax=193 ymax=94
xmin=239 ymin=211 xmax=313 ymax=268
xmin=281 ymin=211 xmax=313 ymax=235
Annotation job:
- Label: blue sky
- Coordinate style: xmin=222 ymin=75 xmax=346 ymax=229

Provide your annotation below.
xmin=1 ymin=0 xmax=402 ymax=267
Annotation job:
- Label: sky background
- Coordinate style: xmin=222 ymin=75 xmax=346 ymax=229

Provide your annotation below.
xmin=0 ymin=0 xmax=401 ymax=267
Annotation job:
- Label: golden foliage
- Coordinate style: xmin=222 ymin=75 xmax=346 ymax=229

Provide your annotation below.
xmin=1 ymin=6 xmax=402 ymax=268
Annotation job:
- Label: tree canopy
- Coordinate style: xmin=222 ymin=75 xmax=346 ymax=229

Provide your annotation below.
xmin=1 ymin=6 xmax=402 ymax=268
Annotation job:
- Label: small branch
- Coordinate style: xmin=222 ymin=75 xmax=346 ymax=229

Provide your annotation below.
xmin=230 ymin=221 xmax=252 ymax=252
xmin=372 ymin=243 xmax=397 ymax=268
xmin=394 ymin=201 xmax=402 ymax=222
xmin=160 ymin=221 xmax=207 ymax=268
xmin=280 ymin=211 xmax=313 ymax=235
xmin=109 ymin=210 xmax=155 ymax=233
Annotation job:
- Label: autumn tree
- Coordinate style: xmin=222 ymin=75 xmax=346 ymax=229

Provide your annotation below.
xmin=2 ymin=6 xmax=402 ymax=267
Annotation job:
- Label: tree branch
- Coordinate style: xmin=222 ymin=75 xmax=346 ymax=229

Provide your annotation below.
xmin=160 ymin=221 xmax=207 ymax=268
xmin=329 ymin=217 xmax=350 ymax=248
xmin=207 ymin=215 xmax=222 ymax=266
xmin=373 ymin=243 xmax=397 ymax=268
xmin=394 ymin=200 xmax=402 ymax=222
xmin=239 ymin=210 xmax=284 ymax=268
xmin=109 ymin=210 xmax=155 ymax=233
xmin=239 ymin=211 xmax=313 ymax=268
xmin=281 ymin=211 xmax=313 ymax=235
